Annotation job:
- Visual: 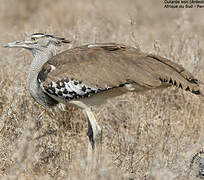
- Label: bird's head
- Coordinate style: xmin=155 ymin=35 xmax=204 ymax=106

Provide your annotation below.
xmin=3 ymin=33 xmax=71 ymax=50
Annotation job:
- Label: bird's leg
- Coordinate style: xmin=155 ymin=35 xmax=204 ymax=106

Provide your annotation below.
xmin=86 ymin=108 xmax=102 ymax=149
xmin=83 ymin=107 xmax=102 ymax=172
xmin=87 ymin=118 xmax=94 ymax=148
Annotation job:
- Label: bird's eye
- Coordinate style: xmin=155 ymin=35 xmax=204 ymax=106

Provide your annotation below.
xmin=31 ymin=37 xmax=36 ymax=41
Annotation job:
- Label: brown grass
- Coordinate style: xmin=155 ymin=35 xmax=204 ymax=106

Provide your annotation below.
xmin=0 ymin=1 xmax=204 ymax=179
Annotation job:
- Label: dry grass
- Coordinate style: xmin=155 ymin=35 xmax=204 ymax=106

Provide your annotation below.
xmin=0 ymin=0 xmax=204 ymax=179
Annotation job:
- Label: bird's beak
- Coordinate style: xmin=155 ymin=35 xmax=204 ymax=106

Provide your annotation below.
xmin=3 ymin=41 xmax=22 ymax=48
xmin=3 ymin=40 xmax=32 ymax=48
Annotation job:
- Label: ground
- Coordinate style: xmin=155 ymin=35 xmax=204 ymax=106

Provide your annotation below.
xmin=0 ymin=0 xmax=204 ymax=179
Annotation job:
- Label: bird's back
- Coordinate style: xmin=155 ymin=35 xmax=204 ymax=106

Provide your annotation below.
xmin=37 ymin=43 xmax=201 ymax=106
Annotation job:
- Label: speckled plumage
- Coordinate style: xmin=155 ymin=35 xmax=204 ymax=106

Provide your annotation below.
xmin=38 ymin=77 xmax=128 ymax=102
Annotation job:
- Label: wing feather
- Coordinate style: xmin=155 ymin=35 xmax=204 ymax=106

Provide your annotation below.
xmin=37 ymin=43 xmax=201 ymax=102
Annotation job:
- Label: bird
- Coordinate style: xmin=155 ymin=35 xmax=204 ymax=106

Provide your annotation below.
xmin=3 ymin=33 xmax=203 ymax=167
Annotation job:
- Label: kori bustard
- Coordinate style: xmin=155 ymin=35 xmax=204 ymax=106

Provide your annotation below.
xmin=3 ymin=33 xmax=203 ymax=162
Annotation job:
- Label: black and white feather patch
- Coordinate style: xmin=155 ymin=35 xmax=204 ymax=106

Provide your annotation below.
xmin=39 ymin=78 xmax=125 ymax=101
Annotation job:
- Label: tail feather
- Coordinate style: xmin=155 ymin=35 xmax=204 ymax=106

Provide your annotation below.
xmin=146 ymin=54 xmax=201 ymax=96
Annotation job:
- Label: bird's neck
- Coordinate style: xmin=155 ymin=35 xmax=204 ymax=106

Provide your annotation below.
xmin=29 ymin=47 xmax=55 ymax=82
xmin=28 ymin=46 xmax=57 ymax=106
